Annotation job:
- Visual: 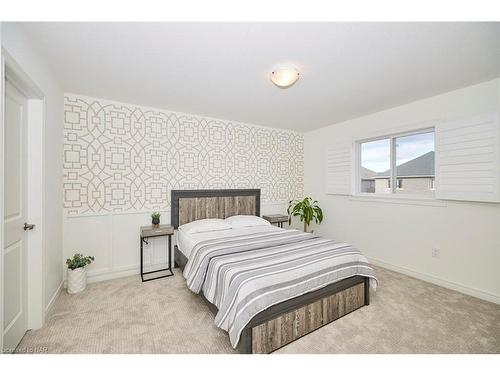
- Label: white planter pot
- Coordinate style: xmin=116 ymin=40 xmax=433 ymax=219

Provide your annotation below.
xmin=67 ymin=267 xmax=87 ymax=294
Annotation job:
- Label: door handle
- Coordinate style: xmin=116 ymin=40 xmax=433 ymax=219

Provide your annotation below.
xmin=24 ymin=222 xmax=35 ymax=231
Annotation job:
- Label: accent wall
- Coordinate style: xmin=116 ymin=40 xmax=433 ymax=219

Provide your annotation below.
xmin=62 ymin=94 xmax=304 ymax=282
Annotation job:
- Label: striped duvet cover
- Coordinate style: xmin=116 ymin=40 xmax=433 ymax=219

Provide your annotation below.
xmin=183 ymin=228 xmax=377 ymax=348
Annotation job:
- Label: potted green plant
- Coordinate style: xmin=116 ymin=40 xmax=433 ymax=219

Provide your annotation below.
xmin=66 ymin=253 xmax=95 ymax=294
xmin=151 ymin=211 xmax=161 ymax=228
xmin=287 ymin=197 xmax=323 ymax=233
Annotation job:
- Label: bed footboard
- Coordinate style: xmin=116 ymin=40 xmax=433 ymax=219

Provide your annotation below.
xmin=175 ymin=245 xmax=370 ymax=354
xmin=239 ymin=277 xmax=369 ymax=354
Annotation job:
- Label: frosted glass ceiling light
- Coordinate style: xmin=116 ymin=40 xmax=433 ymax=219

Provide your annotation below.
xmin=270 ymin=67 xmax=300 ymax=88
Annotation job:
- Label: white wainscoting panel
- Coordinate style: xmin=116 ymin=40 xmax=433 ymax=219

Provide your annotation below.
xmin=63 ymin=202 xmax=290 ymax=283
xmin=64 ymin=215 xmax=112 ymax=274
xmin=112 ymin=212 xmax=172 ymax=273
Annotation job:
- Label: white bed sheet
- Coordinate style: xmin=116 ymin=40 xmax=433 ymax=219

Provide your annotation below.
xmin=176 ymin=224 xmax=282 ymax=259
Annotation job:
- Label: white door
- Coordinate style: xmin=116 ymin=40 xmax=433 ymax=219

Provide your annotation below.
xmin=3 ymin=81 xmax=29 ymax=352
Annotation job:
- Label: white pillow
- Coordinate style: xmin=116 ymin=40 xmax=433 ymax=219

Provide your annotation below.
xmin=178 ymin=218 xmax=232 ymax=234
xmin=225 ymin=215 xmax=271 ymax=228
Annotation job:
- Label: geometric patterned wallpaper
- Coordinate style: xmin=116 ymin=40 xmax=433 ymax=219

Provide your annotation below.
xmin=63 ymin=94 xmax=303 ymax=215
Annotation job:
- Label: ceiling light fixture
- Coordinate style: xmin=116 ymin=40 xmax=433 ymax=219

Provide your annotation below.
xmin=270 ymin=67 xmax=300 ymax=88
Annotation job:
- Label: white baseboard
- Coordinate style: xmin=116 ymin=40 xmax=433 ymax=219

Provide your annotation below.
xmin=64 ymin=257 xmax=500 ymax=305
xmin=62 ymin=263 xmax=170 ymax=288
xmin=86 ymin=265 xmax=140 ymax=284
xmin=61 ymin=265 xmax=142 ymax=288
xmin=44 ymin=280 xmax=64 ymax=321
xmin=369 ymin=257 xmax=500 ymax=305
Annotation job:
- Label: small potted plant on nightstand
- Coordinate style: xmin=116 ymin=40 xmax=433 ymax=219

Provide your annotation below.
xmin=66 ymin=253 xmax=95 ymax=294
xmin=287 ymin=197 xmax=323 ymax=233
xmin=151 ymin=212 xmax=161 ymax=228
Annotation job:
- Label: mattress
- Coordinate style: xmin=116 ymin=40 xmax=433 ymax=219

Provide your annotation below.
xmin=176 ymin=224 xmax=282 ymax=259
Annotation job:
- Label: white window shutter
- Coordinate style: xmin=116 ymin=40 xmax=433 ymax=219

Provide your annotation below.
xmin=435 ymin=112 xmax=500 ymax=203
xmin=325 ymin=141 xmax=353 ymax=195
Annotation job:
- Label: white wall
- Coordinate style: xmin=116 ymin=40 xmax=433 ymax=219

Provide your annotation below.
xmin=1 ymin=23 xmax=64 ymax=313
xmin=304 ymin=79 xmax=500 ymax=304
xmin=0 ymin=21 xmax=5 ymax=350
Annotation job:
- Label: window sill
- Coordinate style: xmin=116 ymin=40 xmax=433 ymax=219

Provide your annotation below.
xmin=349 ymin=194 xmax=447 ymax=207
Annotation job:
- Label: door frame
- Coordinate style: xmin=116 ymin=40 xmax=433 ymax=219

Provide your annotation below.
xmin=1 ymin=48 xmax=46 ymax=351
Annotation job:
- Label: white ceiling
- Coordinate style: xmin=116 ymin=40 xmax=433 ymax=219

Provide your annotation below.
xmin=17 ymin=22 xmax=500 ymax=132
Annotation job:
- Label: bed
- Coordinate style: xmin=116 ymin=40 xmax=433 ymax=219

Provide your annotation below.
xmin=171 ymin=189 xmax=376 ymax=354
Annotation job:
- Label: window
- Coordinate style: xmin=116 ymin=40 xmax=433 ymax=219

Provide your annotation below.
xmin=360 ymin=138 xmax=391 ymax=194
xmin=358 ymin=129 xmax=435 ymax=196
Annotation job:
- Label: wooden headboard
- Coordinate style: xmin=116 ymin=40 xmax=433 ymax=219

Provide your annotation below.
xmin=171 ymin=189 xmax=261 ymax=228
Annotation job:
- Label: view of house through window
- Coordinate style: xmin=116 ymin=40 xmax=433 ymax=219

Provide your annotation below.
xmin=360 ymin=130 xmax=435 ymax=195
xmin=395 ymin=131 xmax=435 ymax=195
xmin=360 ymin=138 xmax=391 ymax=194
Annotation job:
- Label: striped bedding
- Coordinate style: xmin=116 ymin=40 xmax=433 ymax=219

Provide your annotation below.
xmin=183 ymin=228 xmax=377 ymax=348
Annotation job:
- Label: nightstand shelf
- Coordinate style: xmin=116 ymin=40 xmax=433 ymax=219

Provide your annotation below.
xmin=262 ymin=214 xmax=288 ymax=228
xmin=140 ymin=224 xmax=174 ymax=282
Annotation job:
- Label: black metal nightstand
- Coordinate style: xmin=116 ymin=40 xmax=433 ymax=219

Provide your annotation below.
xmin=262 ymin=214 xmax=288 ymax=228
xmin=140 ymin=225 xmax=174 ymax=282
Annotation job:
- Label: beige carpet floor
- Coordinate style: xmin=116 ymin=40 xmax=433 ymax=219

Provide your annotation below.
xmin=17 ymin=266 xmax=500 ymax=354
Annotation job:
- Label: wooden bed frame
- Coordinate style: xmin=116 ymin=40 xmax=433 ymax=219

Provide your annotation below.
xmin=171 ymin=189 xmax=370 ymax=354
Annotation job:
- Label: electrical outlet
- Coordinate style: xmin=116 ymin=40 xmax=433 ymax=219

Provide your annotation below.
xmin=432 ymin=247 xmax=440 ymax=259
